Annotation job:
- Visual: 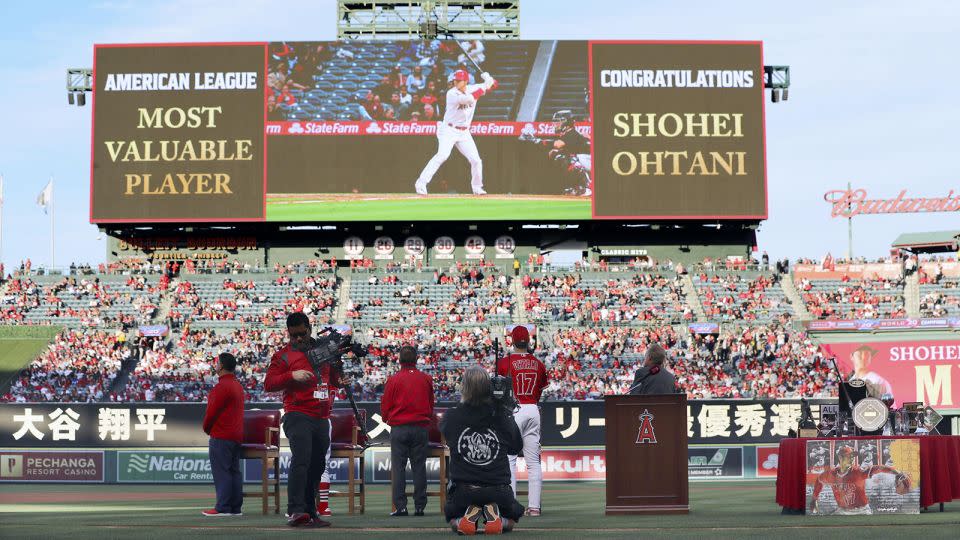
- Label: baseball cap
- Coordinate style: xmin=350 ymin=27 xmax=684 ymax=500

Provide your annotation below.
xmin=453 ymin=69 xmax=469 ymax=82
xmin=511 ymin=325 xmax=529 ymax=343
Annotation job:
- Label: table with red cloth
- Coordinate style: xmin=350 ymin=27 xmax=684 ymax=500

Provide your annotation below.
xmin=776 ymin=435 xmax=960 ymax=512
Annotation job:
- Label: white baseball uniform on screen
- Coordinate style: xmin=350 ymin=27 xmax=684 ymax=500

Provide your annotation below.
xmin=415 ymin=70 xmax=496 ymax=195
xmin=496 ymin=326 xmax=548 ymax=514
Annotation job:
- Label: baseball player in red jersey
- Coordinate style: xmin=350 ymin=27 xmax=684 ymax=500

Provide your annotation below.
xmin=810 ymin=446 xmax=911 ymax=515
xmin=496 ymin=325 xmax=547 ymax=516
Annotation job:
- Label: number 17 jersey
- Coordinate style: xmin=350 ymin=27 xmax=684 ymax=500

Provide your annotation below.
xmin=496 ymin=352 xmax=548 ymax=404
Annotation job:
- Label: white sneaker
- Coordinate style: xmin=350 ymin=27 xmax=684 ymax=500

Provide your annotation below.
xmin=472 ymin=187 xmax=487 ymax=195
xmin=415 ymin=182 xmax=428 ymax=195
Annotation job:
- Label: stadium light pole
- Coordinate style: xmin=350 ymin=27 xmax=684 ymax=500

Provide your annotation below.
xmin=763 ymin=66 xmax=790 ymax=103
xmin=847 ymin=181 xmax=853 ymax=260
xmin=66 ymin=68 xmax=92 ymax=107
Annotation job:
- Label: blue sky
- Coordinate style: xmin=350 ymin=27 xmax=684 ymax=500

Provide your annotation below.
xmin=0 ymin=0 xmax=957 ymax=269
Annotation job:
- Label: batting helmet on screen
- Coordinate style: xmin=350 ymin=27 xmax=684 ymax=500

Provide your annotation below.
xmin=453 ymin=69 xmax=470 ymax=82
xmin=553 ymin=109 xmax=576 ymax=129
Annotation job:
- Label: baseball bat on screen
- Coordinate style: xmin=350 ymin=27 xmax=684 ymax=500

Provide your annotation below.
xmin=454 ymin=38 xmax=484 ymax=73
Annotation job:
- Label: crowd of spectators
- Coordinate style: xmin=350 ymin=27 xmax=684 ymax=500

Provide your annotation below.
xmin=120 ymin=328 xmax=285 ymax=402
xmin=798 ymin=276 xmax=907 ymax=320
xmin=523 ymin=273 xmax=691 ymax=324
xmin=346 ymin=266 xmax=512 ymax=325
xmin=11 ymin=257 xmax=960 ymax=405
xmin=0 ymin=276 xmax=160 ymax=328
xmin=169 ymin=275 xmax=338 ymax=327
xmin=541 ymin=323 xmax=835 ymax=400
xmin=696 ymin=272 xmax=790 ymax=322
xmin=267 ymin=39 xmax=484 ymax=122
xmin=2 ymin=329 xmax=128 ymax=402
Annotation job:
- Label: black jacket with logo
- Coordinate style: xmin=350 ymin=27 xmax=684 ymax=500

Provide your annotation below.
xmin=440 ymin=403 xmax=523 ymax=487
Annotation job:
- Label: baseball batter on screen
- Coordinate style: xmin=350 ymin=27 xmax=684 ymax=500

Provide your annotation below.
xmin=414 ymin=69 xmax=497 ymax=195
xmin=496 ymin=325 xmax=548 ymax=517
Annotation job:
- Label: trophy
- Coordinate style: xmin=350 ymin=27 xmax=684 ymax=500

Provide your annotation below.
xmin=819 ymin=404 xmax=840 ymax=437
xmin=798 ymin=398 xmax=819 ymax=437
xmin=853 ymin=397 xmax=888 ymax=434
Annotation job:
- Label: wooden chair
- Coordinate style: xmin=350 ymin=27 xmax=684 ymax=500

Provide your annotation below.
xmin=329 ymin=408 xmax=369 ymax=514
xmin=240 ymin=409 xmax=281 ymax=515
xmin=391 ymin=409 xmax=449 ymax=513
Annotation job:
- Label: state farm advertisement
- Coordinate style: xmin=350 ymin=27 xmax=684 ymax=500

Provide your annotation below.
xmin=822 ymin=340 xmax=960 ymax=409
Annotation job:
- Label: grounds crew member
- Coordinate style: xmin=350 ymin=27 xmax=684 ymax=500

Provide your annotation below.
xmin=381 ymin=345 xmax=435 ymax=516
xmin=202 ymin=352 xmax=246 ymax=517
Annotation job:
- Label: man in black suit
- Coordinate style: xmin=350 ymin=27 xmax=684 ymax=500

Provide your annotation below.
xmin=629 ymin=344 xmax=678 ymax=395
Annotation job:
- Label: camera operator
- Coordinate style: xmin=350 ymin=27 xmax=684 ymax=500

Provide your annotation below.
xmin=496 ymin=326 xmax=547 ymax=516
xmin=441 ymin=366 xmax=524 ymax=535
xmin=264 ymin=312 xmax=343 ymax=528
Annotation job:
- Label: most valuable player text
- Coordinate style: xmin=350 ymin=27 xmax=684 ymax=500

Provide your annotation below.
xmin=106 ymin=106 xmax=253 ymax=195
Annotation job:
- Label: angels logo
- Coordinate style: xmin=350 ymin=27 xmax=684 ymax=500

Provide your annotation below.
xmin=636 ymin=409 xmax=657 ymax=444
xmin=457 ymin=428 xmax=501 ymax=466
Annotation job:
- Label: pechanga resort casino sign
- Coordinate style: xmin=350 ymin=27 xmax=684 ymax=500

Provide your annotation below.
xmin=824 ymin=188 xmax=960 ymax=218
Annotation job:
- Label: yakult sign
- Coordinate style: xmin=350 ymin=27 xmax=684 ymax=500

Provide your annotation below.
xmin=822 ymin=340 xmax=960 ymax=409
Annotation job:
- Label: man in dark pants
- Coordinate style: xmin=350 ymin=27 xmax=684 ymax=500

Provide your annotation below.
xmin=381 ymin=345 xmax=435 ymax=516
xmin=441 ymin=366 xmax=524 ymax=535
xmin=202 ymin=353 xmax=246 ymax=517
xmin=264 ymin=312 xmax=343 ymax=528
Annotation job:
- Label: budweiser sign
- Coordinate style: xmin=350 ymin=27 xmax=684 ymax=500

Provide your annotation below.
xmin=824 ymin=188 xmax=960 ymax=218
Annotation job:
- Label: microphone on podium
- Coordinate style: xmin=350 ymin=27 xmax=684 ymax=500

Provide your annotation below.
xmin=626 ymin=365 xmax=660 ymax=394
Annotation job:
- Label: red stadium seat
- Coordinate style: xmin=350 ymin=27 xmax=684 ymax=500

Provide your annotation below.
xmin=240 ymin=409 xmax=281 ymax=515
xmin=330 ymin=408 xmax=369 ymax=514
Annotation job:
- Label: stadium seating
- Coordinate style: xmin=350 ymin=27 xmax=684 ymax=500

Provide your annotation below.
xmin=919 ymin=277 xmax=960 ymax=317
xmin=1 ymin=275 xmax=162 ymax=328
xmin=695 ymin=272 xmax=794 ymax=323
xmin=273 ymin=40 xmax=536 ymax=122
xmin=6 ymin=261 xmax=958 ymax=404
xmin=347 ymin=269 xmax=512 ymax=326
xmin=523 ymin=272 xmax=691 ymax=325
xmin=170 ymin=274 xmax=337 ymax=329
xmin=797 ymin=276 xmax=906 ymax=320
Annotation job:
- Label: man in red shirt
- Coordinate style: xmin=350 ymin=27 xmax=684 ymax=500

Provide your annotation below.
xmin=202 ymin=353 xmax=246 ymax=517
xmin=381 ymin=345 xmax=435 ymax=516
xmin=496 ymin=325 xmax=548 ymax=516
xmin=810 ymin=445 xmax=911 ymax=515
xmin=265 ymin=313 xmax=342 ymax=528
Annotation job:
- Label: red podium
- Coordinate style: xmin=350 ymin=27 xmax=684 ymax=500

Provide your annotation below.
xmin=604 ymin=394 xmax=689 ymax=515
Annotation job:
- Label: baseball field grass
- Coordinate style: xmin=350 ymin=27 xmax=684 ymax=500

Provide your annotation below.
xmin=0 ymin=327 xmax=61 ymax=392
xmin=266 ymin=193 xmax=592 ymax=221
xmin=1 ymin=481 xmax=957 ymax=539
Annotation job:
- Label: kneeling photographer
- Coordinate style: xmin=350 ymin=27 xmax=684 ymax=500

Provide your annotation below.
xmin=264 ymin=313 xmax=364 ymax=528
xmin=440 ymin=366 xmax=524 ymax=535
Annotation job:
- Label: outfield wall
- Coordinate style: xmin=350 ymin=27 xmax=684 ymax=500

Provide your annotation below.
xmin=3 ymin=400 xmax=954 ymax=485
